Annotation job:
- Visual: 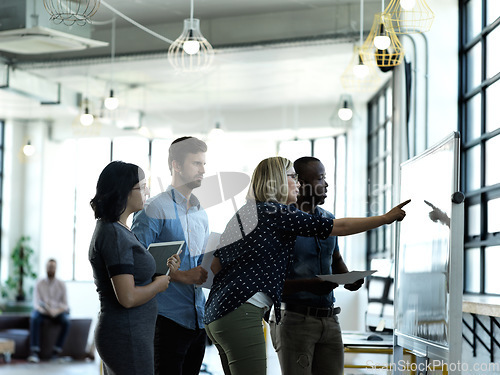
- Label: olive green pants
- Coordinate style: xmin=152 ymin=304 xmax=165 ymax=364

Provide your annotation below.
xmin=205 ymin=303 xmax=267 ymax=375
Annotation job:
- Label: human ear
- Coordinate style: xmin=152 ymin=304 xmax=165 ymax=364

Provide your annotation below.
xmin=172 ymin=160 xmax=182 ymax=173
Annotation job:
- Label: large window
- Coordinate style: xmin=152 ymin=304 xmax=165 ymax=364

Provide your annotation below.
xmin=366 ymin=81 xmax=394 ymax=265
xmin=39 ymin=134 xmax=347 ymax=282
xmin=460 ymin=0 xmax=500 ymax=294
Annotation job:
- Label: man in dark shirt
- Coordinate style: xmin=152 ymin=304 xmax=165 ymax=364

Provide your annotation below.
xmin=270 ymin=156 xmax=364 ymax=375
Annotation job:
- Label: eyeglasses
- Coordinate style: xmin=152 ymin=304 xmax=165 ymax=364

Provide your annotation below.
xmin=287 ymin=173 xmax=299 ymax=182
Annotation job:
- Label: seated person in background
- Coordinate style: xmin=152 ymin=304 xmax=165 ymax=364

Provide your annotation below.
xmin=28 ymin=258 xmax=70 ymax=363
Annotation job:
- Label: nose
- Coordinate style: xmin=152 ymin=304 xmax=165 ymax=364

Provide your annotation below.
xmin=200 ymin=164 xmax=205 ymax=174
xmin=145 ymin=186 xmax=150 ymax=196
xmin=325 ymin=180 xmax=329 ymax=188
xmin=296 ymin=180 xmax=301 ymax=188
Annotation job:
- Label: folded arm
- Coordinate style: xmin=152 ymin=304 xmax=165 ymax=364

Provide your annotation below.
xmin=111 ymin=274 xmax=170 ymax=309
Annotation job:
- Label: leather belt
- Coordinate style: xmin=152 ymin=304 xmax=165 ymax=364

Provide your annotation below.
xmin=281 ymin=303 xmax=341 ymax=318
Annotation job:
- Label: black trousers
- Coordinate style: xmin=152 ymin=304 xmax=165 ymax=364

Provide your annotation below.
xmin=154 ymin=315 xmax=206 ymax=375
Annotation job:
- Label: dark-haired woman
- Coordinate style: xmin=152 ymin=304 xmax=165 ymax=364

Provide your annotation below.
xmin=89 ymin=161 xmax=180 ymax=375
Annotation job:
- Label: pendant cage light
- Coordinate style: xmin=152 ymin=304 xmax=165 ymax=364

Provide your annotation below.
xmin=22 ymin=140 xmax=36 ymax=157
xmin=383 ymin=0 xmax=435 ymax=34
xmin=73 ymin=99 xmax=101 ymax=135
xmin=338 ymin=94 xmax=354 ymax=122
xmin=43 ymin=0 xmax=100 ymax=26
xmin=330 ymin=94 xmax=355 ymax=129
xmin=360 ymin=13 xmax=404 ymax=68
xmin=340 ymin=46 xmax=382 ymax=92
xmin=168 ymin=18 xmax=214 ymax=72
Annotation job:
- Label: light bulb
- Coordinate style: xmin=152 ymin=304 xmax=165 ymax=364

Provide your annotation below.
xmin=105 ymin=96 xmax=119 ymax=110
xmin=353 ymin=64 xmax=369 ymax=78
xmin=183 ymin=40 xmax=201 ymax=55
xmin=80 ymin=112 xmax=94 ymax=126
xmin=23 ymin=142 xmax=35 ymax=156
xmin=209 ymin=122 xmax=224 ymax=137
xmin=338 ymin=108 xmax=353 ymax=121
xmin=400 ymin=0 xmax=416 ymax=10
xmin=374 ymin=35 xmax=391 ymax=50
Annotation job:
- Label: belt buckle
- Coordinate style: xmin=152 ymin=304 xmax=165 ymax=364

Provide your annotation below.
xmin=308 ymin=306 xmax=331 ymax=318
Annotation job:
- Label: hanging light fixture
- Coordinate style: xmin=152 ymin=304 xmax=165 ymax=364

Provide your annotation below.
xmin=330 ymin=94 xmax=354 ymax=128
xmin=383 ymin=0 xmax=435 ymax=34
xmin=105 ymin=18 xmax=119 ymax=111
xmin=104 ymin=89 xmax=119 ymax=110
xmin=373 ymin=22 xmax=391 ymax=50
xmin=43 ymin=0 xmax=100 ymax=26
xmin=340 ymin=1 xmax=382 ymax=92
xmin=341 ymin=46 xmax=382 ymax=91
xmin=80 ymin=99 xmax=94 ymax=126
xmin=400 ymin=0 xmax=416 ymax=10
xmin=168 ymin=0 xmax=214 ymax=72
xmin=353 ymin=54 xmax=370 ymax=79
xmin=360 ymin=12 xmax=404 ymax=69
xmin=209 ymin=122 xmax=224 ymax=138
xmin=338 ymin=96 xmax=354 ymax=121
xmin=23 ymin=140 xmax=36 ymax=157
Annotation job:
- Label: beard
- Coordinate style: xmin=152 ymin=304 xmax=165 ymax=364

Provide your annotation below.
xmin=186 ymin=179 xmax=202 ymax=190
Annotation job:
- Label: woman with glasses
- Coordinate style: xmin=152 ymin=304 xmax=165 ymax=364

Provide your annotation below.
xmin=204 ymin=156 xmax=409 ymax=375
xmin=89 ymin=161 xmax=180 ymax=375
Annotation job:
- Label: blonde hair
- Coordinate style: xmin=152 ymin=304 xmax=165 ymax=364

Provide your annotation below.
xmin=247 ymin=156 xmax=293 ymax=204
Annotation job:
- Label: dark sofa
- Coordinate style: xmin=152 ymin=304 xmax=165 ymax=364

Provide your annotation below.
xmin=0 ymin=313 xmax=92 ymax=360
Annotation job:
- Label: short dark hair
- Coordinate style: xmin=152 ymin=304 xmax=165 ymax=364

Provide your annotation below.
xmin=168 ymin=136 xmax=207 ymax=173
xmin=90 ymin=161 xmax=145 ymax=222
xmin=294 ymin=156 xmax=320 ymax=178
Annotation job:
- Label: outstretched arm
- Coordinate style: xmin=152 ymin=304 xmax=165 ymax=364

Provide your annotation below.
xmin=330 ymin=200 xmax=410 ymax=236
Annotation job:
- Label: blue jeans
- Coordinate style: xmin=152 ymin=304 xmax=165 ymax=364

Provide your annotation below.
xmin=30 ymin=310 xmax=70 ymax=353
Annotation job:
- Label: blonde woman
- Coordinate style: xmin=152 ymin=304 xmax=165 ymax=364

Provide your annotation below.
xmin=204 ymin=156 xmax=409 ymax=375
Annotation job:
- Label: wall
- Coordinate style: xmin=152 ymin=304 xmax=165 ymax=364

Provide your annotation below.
xmin=425 ymin=0 xmax=459 ymax=146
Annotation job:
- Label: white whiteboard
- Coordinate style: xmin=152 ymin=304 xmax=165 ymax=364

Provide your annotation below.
xmin=395 ymin=132 xmax=463 ymax=370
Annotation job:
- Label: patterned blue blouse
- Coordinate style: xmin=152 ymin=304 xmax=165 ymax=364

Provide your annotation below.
xmin=204 ymin=200 xmax=334 ymax=324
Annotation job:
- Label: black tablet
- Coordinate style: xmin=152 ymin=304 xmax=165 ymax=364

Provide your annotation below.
xmin=147 ymin=241 xmax=184 ymax=275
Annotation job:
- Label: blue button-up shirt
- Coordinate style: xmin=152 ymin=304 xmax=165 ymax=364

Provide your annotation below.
xmin=131 ymin=186 xmax=209 ymax=330
xmin=283 ymin=206 xmax=339 ymax=308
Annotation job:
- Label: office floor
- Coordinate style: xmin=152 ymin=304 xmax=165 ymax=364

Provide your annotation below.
xmin=0 ymin=334 xmax=282 ymax=375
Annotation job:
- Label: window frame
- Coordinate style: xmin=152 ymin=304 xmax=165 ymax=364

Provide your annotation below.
xmin=460 ymin=0 xmax=500 ymax=295
xmin=366 ymin=79 xmax=394 ymax=266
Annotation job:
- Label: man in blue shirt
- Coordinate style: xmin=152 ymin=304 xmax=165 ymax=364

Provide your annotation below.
xmin=132 ymin=136 xmax=209 ymax=375
xmin=270 ymin=156 xmax=364 ymax=375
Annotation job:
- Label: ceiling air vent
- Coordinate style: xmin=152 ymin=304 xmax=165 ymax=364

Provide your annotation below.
xmin=0 ymin=26 xmax=108 ymax=55
xmin=0 ymin=0 xmax=107 ymax=55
